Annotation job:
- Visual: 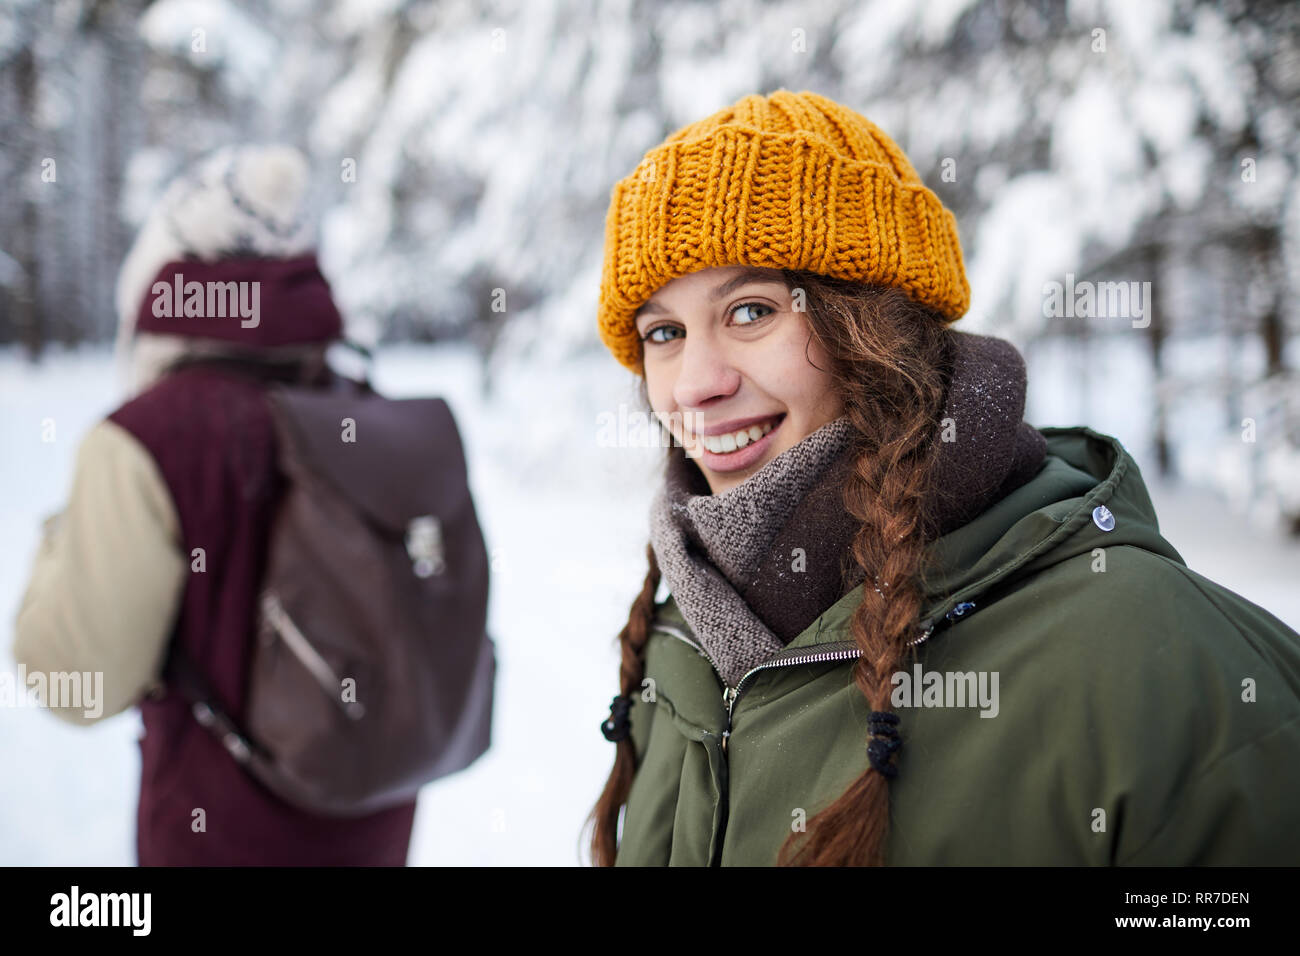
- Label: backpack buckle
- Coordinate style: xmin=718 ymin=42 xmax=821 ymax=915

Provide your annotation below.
xmin=405 ymin=515 xmax=446 ymax=578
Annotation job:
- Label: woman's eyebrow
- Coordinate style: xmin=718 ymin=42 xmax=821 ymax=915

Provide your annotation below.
xmin=636 ymin=300 xmax=669 ymax=318
xmin=635 ymin=268 xmax=786 ymax=323
xmin=708 ymin=268 xmax=788 ymax=301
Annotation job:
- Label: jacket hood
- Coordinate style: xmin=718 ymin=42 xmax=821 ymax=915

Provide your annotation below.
xmin=672 ymin=425 xmax=1186 ymax=652
xmin=918 ymin=425 xmax=1183 ymax=619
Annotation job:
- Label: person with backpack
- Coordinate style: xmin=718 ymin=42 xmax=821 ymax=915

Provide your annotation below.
xmin=586 ymin=89 xmax=1300 ymax=866
xmin=12 ymin=144 xmax=493 ymax=865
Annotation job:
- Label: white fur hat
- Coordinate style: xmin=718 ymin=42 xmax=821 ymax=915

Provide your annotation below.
xmin=112 ymin=144 xmax=319 ymax=397
xmin=115 ymin=144 xmax=316 ymax=340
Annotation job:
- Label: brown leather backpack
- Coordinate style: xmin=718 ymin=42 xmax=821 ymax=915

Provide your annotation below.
xmin=171 ymin=370 xmax=494 ymax=817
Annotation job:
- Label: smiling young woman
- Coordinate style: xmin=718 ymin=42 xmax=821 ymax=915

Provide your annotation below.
xmin=585 ymin=90 xmax=1300 ymax=867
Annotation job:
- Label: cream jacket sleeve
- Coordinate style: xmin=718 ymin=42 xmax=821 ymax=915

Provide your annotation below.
xmin=12 ymin=419 xmax=188 ymax=725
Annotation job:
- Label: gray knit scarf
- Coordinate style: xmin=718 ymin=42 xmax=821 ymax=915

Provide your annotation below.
xmin=648 ymin=330 xmax=1048 ymax=687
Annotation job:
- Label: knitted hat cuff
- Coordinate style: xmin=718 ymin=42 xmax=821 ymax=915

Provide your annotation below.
xmin=597 ymin=98 xmax=970 ymax=374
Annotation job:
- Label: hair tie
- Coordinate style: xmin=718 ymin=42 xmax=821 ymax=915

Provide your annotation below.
xmin=601 ymin=695 xmax=633 ymax=742
xmin=867 ymin=711 xmax=901 ymax=778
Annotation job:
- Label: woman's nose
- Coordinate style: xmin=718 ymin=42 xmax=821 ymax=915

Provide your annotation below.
xmin=672 ymin=336 xmax=741 ymax=410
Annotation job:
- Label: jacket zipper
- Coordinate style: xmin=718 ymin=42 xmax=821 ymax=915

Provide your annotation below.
xmin=720 ymin=644 xmax=861 ymax=753
xmin=653 ymin=599 xmax=976 ymax=865
xmin=653 ymin=598 xmax=978 ymax=755
xmin=710 ymin=643 xmax=858 ymax=864
xmin=715 ymin=598 xmax=981 ymax=751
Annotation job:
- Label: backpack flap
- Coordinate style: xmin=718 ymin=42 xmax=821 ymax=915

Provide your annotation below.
xmin=270 ymin=386 xmax=472 ymax=536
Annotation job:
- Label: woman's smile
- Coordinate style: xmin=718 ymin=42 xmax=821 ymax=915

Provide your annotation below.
xmin=680 ymin=412 xmax=786 ymax=474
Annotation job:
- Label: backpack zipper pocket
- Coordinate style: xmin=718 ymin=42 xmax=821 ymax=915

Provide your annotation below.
xmin=260 ymin=591 xmax=366 ymax=720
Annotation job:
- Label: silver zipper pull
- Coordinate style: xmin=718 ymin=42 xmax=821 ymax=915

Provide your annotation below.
xmin=721 ymin=686 xmax=739 ymax=754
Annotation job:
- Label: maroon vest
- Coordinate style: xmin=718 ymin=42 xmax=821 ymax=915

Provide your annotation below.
xmin=111 ymin=256 xmax=415 ymax=865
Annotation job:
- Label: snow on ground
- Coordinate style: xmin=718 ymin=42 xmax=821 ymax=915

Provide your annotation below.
xmin=1 ymin=343 xmax=1297 ymax=865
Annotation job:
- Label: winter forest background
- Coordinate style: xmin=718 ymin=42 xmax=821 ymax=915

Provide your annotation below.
xmin=2 ymin=0 xmax=1299 ymax=865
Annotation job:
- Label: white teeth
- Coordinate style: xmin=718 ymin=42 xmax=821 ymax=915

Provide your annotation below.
xmin=697 ymin=419 xmax=777 ymax=454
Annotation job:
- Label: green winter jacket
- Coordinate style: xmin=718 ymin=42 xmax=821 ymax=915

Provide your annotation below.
xmin=615 ymin=426 xmax=1300 ymax=866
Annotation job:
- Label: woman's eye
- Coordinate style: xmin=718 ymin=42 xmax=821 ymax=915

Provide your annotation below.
xmin=731 ymin=302 xmax=774 ymax=325
xmin=643 ymin=325 xmax=683 ymax=344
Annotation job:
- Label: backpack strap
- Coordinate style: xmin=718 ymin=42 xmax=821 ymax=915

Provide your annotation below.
xmin=163 ymin=641 xmax=264 ymax=767
xmin=164 ymin=641 xmax=319 ymax=808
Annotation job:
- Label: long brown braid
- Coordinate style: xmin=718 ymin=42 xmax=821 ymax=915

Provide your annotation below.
xmin=776 ymin=271 xmax=953 ymax=865
xmin=585 ymin=539 xmax=660 ymax=867
xmin=587 ymin=271 xmax=954 ymax=866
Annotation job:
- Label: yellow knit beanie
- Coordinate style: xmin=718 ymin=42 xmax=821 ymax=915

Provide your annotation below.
xmin=597 ymin=89 xmax=969 ymax=373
